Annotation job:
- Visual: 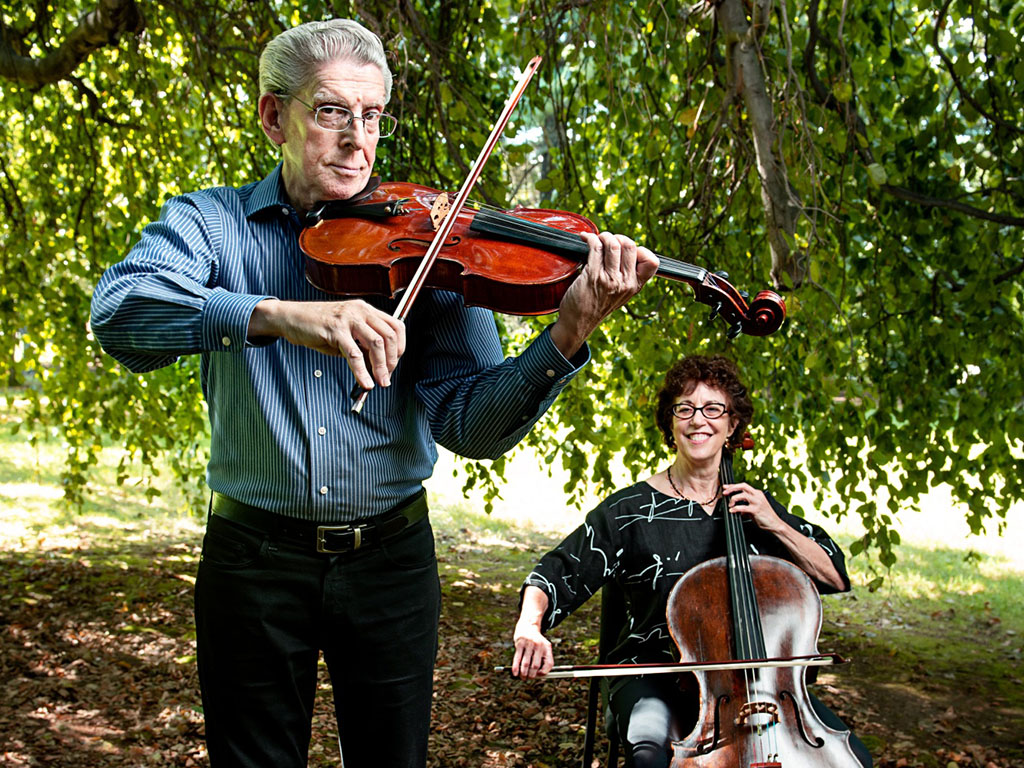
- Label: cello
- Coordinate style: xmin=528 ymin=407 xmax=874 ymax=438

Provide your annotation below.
xmin=663 ymin=444 xmax=863 ymax=768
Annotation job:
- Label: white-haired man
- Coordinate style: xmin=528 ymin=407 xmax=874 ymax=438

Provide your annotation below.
xmin=91 ymin=18 xmax=658 ymax=768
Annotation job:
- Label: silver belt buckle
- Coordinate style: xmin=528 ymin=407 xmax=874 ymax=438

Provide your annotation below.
xmin=316 ymin=524 xmax=361 ymax=553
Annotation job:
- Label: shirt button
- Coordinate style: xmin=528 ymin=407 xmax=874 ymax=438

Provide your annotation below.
xmin=319 ymin=486 xmax=329 ymax=495
xmin=545 ymin=369 xmax=555 ymax=377
xmin=314 ymin=369 xmax=323 ymax=378
xmin=281 ymin=207 xmax=290 ymax=216
xmin=221 ymin=336 xmax=232 ymax=346
xmin=317 ymin=426 xmax=326 ymax=435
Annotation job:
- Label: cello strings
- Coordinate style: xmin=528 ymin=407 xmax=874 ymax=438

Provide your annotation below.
xmin=722 ymin=453 xmax=779 ymax=764
xmin=721 ymin=457 xmax=756 ymax=757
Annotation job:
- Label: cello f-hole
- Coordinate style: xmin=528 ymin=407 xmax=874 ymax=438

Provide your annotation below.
xmin=696 ymin=693 xmax=731 ymax=755
xmin=778 ymin=689 xmax=825 ymax=748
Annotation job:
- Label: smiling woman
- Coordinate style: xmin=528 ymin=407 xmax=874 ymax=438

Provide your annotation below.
xmin=509 ymin=354 xmax=870 ymax=768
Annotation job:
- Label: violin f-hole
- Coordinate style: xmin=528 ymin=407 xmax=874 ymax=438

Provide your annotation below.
xmin=387 ymin=235 xmax=462 ymax=253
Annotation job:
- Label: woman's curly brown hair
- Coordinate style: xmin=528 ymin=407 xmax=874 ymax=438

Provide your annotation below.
xmin=655 ymin=355 xmax=753 ymax=450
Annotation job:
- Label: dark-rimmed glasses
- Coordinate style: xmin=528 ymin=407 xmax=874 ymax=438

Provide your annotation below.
xmin=671 ymin=402 xmax=730 ymax=420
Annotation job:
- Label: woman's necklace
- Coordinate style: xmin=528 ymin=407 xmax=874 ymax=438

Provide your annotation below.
xmin=666 ymin=465 xmax=720 ymax=506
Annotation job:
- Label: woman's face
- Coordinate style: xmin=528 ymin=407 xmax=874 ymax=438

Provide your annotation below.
xmin=671 ymin=381 xmax=738 ymax=466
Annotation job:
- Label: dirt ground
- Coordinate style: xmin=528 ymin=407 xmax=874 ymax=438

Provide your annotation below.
xmin=1 ymin=524 xmax=1021 ymax=768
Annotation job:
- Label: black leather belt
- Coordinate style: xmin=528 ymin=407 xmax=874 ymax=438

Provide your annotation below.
xmin=210 ymin=489 xmax=428 ymax=554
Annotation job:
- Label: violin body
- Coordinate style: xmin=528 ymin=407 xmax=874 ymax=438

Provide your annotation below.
xmin=665 ymin=554 xmax=861 ymax=768
xmin=301 ymin=181 xmax=597 ymax=316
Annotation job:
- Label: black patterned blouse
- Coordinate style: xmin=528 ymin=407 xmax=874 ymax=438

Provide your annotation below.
xmin=522 ymin=481 xmax=850 ymax=666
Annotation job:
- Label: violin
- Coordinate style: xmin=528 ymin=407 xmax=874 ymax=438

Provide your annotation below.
xmin=663 ymin=445 xmax=862 ymax=768
xmin=299 ymin=180 xmax=787 ymax=339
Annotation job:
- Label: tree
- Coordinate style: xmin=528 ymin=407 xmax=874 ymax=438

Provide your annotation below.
xmin=2 ymin=0 xmax=1021 ymax=567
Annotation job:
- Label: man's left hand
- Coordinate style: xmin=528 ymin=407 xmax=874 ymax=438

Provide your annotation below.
xmin=548 ymin=231 xmax=659 ymax=358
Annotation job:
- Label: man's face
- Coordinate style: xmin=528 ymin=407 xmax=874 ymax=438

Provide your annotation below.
xmin=266 ymin=59 xmax=386 ymax=211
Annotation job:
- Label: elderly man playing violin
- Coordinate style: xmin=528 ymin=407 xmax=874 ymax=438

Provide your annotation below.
xmin=90 ymin=17 xmax=657 ymax=768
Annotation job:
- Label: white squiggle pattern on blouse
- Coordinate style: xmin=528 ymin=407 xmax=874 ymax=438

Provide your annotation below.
xmin=626 ymin=623 xmax=671 ymax=645
xmin=614 ymin=491 xmax=701 ymax=530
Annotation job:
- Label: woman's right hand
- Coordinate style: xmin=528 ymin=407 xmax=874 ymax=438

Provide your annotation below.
xmin=512 ymin=586 xmax=555 ymax=678
xmin=512 ymin=621 xmax=554 ymax=679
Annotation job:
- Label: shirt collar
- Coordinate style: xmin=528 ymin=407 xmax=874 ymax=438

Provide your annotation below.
xmin=244 ymin=163 xmax=291 ymax=220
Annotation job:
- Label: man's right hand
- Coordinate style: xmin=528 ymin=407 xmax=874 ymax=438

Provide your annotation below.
xmin=248 ymin=298 xmax=406 ymax=390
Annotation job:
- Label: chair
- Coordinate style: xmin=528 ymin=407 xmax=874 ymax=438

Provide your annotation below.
xmin=581 ymin=583 xmax=628 ymax=768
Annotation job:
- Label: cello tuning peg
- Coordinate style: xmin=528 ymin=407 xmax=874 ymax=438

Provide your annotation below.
xmin=707 ymin=302 xmax=722 ymax=323
xmin=727 ymin=323 xmax=743 ymax=339
xmin=714 ymin=269 xmax=730 ymax=280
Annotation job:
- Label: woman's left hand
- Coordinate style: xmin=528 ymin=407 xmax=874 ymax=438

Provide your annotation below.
xmin=721 ymin=482 xmax=782 ymax=533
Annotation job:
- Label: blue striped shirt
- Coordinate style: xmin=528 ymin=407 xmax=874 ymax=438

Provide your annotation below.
xmin=90 ymin=164 xmax=588 ymax=522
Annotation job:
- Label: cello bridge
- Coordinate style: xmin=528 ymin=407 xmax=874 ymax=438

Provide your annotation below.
xmin=735 ymin=701 xmax=779 ymax=729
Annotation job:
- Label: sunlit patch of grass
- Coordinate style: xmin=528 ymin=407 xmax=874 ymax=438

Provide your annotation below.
xmin=0 ymin=436 xmax=202 ymax=557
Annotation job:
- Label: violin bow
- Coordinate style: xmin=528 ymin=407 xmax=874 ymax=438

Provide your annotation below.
xmin=351 ymin=56 xmax=543 ymax=413
xmin=494 ymin=652 xmax=847 ymax=680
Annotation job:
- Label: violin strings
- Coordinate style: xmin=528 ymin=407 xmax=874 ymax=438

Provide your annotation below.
xmin=468 ymin=204 xmax=713 ymax=284
xmin=471 ymin=209 xmax=589 ymax=254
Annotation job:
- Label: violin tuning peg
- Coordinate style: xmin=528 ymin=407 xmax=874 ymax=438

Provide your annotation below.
xmin=714 ymin=269 xmax=730 ymax=280
xmin=707 ymin=302 xmax=722 ymax=323
xmin=304 ymin=204 xmax=326 ymax=227
xmin=727 ymin=323 xmax=743 ymax=339
xmin=739 ymin=290 xmax=749 ymax=301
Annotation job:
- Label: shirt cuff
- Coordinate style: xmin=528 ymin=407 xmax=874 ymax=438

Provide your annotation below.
xmin=201 ymin=288 xmax=274 ymax=352
xmin=516 ymin=327 xmax=590 ymax=390
xmin=520 ymin=577 xmax=558 ymax=632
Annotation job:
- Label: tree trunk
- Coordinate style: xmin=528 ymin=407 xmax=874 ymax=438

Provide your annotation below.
xmin=717 ymin=0 xmax=805 ymax=289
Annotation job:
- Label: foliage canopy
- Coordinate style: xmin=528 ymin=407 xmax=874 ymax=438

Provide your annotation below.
xmin=2 ymin=0 xmax=1022 ymax=566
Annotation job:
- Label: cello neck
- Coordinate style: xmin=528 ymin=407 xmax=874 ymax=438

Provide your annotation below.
xmin=720 ymin=450 xmax=769 ymax=660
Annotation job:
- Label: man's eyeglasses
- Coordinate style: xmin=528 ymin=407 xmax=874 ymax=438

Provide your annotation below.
xmin=287 ymin=95 xmax=398 ymax=138
xmin=671 ymin=402 xmax=730 ymax=420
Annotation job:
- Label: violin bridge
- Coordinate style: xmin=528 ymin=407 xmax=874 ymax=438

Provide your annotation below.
xmin=429 ymin=192 xmax=450 ymax=231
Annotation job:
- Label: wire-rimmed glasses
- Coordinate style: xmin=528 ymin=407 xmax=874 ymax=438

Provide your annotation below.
xmin=287 ymin=95 xmax=397 ymax=137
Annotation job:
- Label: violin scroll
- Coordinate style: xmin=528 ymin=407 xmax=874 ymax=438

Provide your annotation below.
xmin=745 ymin=290 xmax=788 ymax=337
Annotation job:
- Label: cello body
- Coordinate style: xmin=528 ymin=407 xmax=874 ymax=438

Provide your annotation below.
xmin=665 ymin=553 xmax=862 ymax=768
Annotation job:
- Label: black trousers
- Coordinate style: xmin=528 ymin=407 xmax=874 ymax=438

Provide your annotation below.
xmin=194 ymin=512 xmax=441 ymax=768
xmin=609 ymin=675 xmax=873 ymax=768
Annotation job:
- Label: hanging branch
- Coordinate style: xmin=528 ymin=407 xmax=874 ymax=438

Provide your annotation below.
xmin=934 ymin=0 xmax=1022 ymax=135
xmin=803 ymin=0 xmax=1024 ymax=229
xmin=0 ymin=0 xmax=144 ymax=88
